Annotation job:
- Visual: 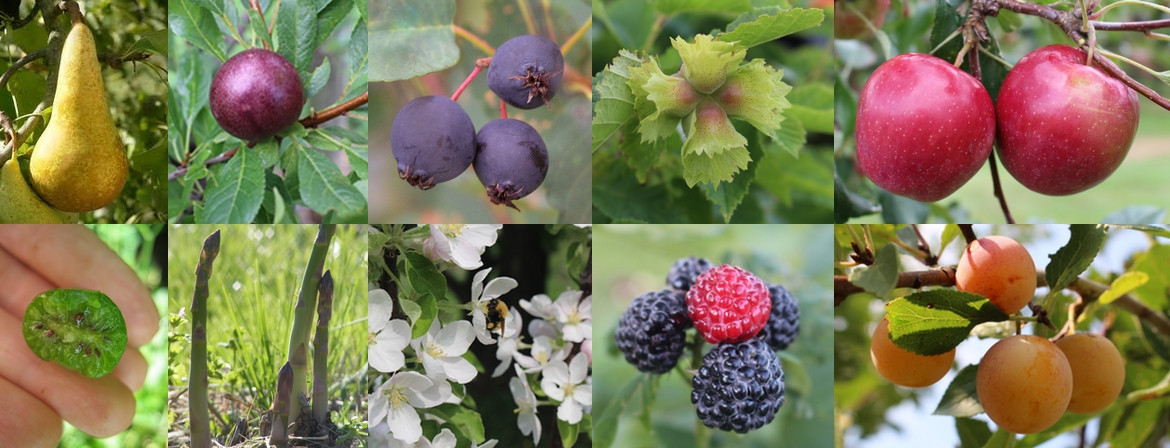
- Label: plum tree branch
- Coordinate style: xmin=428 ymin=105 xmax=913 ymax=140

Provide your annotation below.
xmin=169 ymin=91 xmax=369 ymax=181
xmin=834 ymin=268 xmax=1170 ymax=336
xmin=1091 ymin=18 xmax=1170 ymax=31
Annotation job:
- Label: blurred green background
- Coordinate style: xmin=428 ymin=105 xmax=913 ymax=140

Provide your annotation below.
xmin=369 ymin=0 xmax=592 ymax=224
xmin=836 ymin=0 xmax=1170 ymax=223
xmin=593 ymin=224 xmax=834 ymax=447
xmin=166 ymin=225 xmax=367 ymax=445
xmin=59 ymin=225 xmax=165 ymax=447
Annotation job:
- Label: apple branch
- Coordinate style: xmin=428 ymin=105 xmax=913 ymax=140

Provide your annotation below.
xmin=834 ymin=269 xmax=1170 ymax=336
xmin=969 ymin=0 xmax=1170 ymax=111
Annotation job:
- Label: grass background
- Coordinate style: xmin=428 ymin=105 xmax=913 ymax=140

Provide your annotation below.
xmin=593 ymin=225 xmax=834 ymax=448
xmin=167 ymin=224 xmax=367 ymax=445
xmin=58 ymin=225 xmax=166 ymax=447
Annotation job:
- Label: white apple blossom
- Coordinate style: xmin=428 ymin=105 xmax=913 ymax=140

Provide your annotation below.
xmin=369 ymin=372 xmax=450 ymax=443
xmin=423 ymin=224 xmax=501 ymax=270
xmin=468 ymin=268 xmax=519 ymax=345
xmin=473 ymin=439 xmax=499 ymax=448
xmin=384 ymin=428 xmax=456 ymax=448
xmin=369 ymin=289 xmax=412 ymax=373
xmin=541 ymin=353 xmax=593 ymax=424
xmin=514 ymin=335 xmax=567 ymax=373
xmin=511 ymin=364 xmax=542 ymax=444
xmin=553 ymin=291 xmax=592 ymax=343
xmin=412 ymin=319 xmax=477 ymax=384
xmin=518 ymin=293 xmax=556 ymax=319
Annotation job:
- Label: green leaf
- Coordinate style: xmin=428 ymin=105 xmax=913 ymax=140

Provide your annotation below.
xmin=246 ymin=8 xmax=274 ymax=50
xmin=716 ymin=8 xmax=825 ymax=48
xmin=410 ymin=294 xmax=438 ymax=340
xmin=315 ymin=0 xmax=354 ymax=44
xmin=934 ymin=365 xmax=982 ymax=417
xmin=617 ymin=129 xmax=674 ymax=183
xmin=1099 ymin=271 xmax=1150 ymax=305
xmin=295 ymin=0 xmax=319 ymax=76
xmin=655 ymin=0 xmax=751 ymax=14
xmin=940 ymin=224 xmax=963 ymax=255
xmin=1130 ymin=244 xmax=1170 ymax=310
xmin=592 ymin=157 xmax=685 ymax=223
xmin=275 ymin=0 xmax=297 ymax=60
xmin=1045 ymin=224 xmax=1107 ymax=294
xmin=306 ymin=57 xmax=332 ymax=98
xmin=699 ymin=139 xmax=760 ymax=222
xmin=369 ymin=0 xmax=459 ymax=82
xmin=681 ymin=145 xmax=750 ymax=187
xmin=558 ymin=418 xmax=580 ymax=447
xmin=785 ymin=82 xmax=833 ymax=134
xmin=403 ymin=252 xmax=446 ymax=299
xmin=928 ymin=0 xmax=1008 ymax=99
xmin=202 ymin=148 xmax=264 ymax=223
xmin=596 ymin=375 xmax=644 ymax=448
xmin=886 ymin=289 xmax=1010 ymax=356
xmin=1107 ymin=224 xmax=1170 ymax=239
xmin=982 ymin=428 xmax=1016 ymax=448
xmin=295 ymin=139 xmax=366 ymax=220
xmin=349 ymin=19 xmax=369 ymax=77
xmin=956 ymin=417 xmax=993 ymax=448
xmin=846 ymin=244 xmax=898 ymax=299
xmin=592 ymin=51 xmax=643 ymax=152
xmin=346 ymin=146 xmax=369 ymax=179
xmin=168 ymin=0 xmax=227 ymax=61
xmin=834 ymin=170 xmax=879 ymax=223
xmin=305 ymin=128 xmax=346 ymax=152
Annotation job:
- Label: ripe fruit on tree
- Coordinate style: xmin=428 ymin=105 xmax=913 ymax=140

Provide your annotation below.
xmin=976 ymin=335 xmax=1072 ymax=434
xmin=390 ymin=96 xmax=477 ymax=190
xmin=834 ymin=0 xmax=890 ymax=40
xmin=855 ymin=53 xmax=995 ymax=202
xmin=1055 ymin=333 xmax=1125 ymax=413
xmin=209 ymin=48 xmax=305 ymax=142
xmin=487 ymin=35 xmax=564 ymax=109
xmin=473 ymin=118 xmax=549 ymax=209
xmin=29 ymin=20 xmax=128 ymax=212
xmin=956 ymin=235 xmax=1037 ymax=315
xmin=995 ymin=45 xmax=1140 ymax=196
xmin=870 ymin=317 xmax=955 ymax=387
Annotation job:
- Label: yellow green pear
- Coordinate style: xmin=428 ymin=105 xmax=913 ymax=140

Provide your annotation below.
xmin=0 ymin=159 xmax=75 ymax=223
xmin=29 ymin=21 xmax=127 ymax=212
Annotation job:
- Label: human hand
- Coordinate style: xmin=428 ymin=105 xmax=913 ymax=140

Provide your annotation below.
xmin=0 ymin=225 xmax=159 ymax=447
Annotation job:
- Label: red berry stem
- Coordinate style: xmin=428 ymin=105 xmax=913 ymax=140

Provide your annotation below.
xmin=499 ymin=99 xmax=508 ymax=119
xmin=450 ymin=64 xmax=483 ymax=102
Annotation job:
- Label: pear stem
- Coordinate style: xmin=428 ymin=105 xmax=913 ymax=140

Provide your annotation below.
xmin=58 ymin=1 xmax=83 ymax=25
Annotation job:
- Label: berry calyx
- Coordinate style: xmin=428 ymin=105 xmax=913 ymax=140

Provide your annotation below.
xmin=473 ymin=118 xmax=549 ymax=210
xmin=487 ymin=35 xmax=564 ymax=109
xmin=390 ymin=96 xmax=477 ymax=190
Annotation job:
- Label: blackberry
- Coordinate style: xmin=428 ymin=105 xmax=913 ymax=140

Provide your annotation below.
xmin=665 ymin=257 xmax=713 ymax=292
xmin=758 ymin=283 xmax=800 ymax=351
xmin=691 ymin=338 xmax=785 ymax=433
xmin=615 ymin=289 xmax=690 ymax=374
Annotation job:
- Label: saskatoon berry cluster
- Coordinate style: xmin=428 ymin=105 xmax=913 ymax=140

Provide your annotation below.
xmin=390 ymin=34 xmax=563 ymax=210
xmin=615 ymin=257 xmax=801 ymax=433
xmin=870 ymin=235 xmax=1126 ymax=434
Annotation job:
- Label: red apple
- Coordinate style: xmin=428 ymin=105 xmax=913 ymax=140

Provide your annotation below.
xmin=996 ymin=45 xmax=1140 ymax=196
xmin=835 ymin=0 xmax=890 ymax=40
xmin=855 ymin=53 xmax=996 ymax=202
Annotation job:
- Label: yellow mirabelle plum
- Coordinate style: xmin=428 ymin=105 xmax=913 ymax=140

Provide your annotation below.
xmin=1055 ymin=333 xmax=1125 ymax=413
xmin=870 ymin=317 xmax=955 ymax=388
xmin=976 ymin=335 xmax=1072 ymax=434
xmin=956 ymin=235 xmax=1037 ymax=315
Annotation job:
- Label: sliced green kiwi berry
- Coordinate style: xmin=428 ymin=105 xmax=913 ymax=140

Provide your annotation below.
xmin=22 ymin=289 xmax=127 ymax=378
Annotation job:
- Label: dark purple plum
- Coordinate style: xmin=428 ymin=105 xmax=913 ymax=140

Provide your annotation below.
xmin=487 ymin=35 xmax=564 ymax=109
xmin=209 ymin=49 xmax=305 ymax=142
xmin=473 ymin=119 xmax=548 ymax=210
xmin=390 ymin=96 xmax=477 ymax=190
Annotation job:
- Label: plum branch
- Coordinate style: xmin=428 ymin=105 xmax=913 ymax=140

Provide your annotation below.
xmin=834 ymin=268 xmax=1170 ymax=336
xmin=967 ymin=0 xmax=1170 ymax=111
xmin=168 ymin=90 xmax=368 ymax=181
